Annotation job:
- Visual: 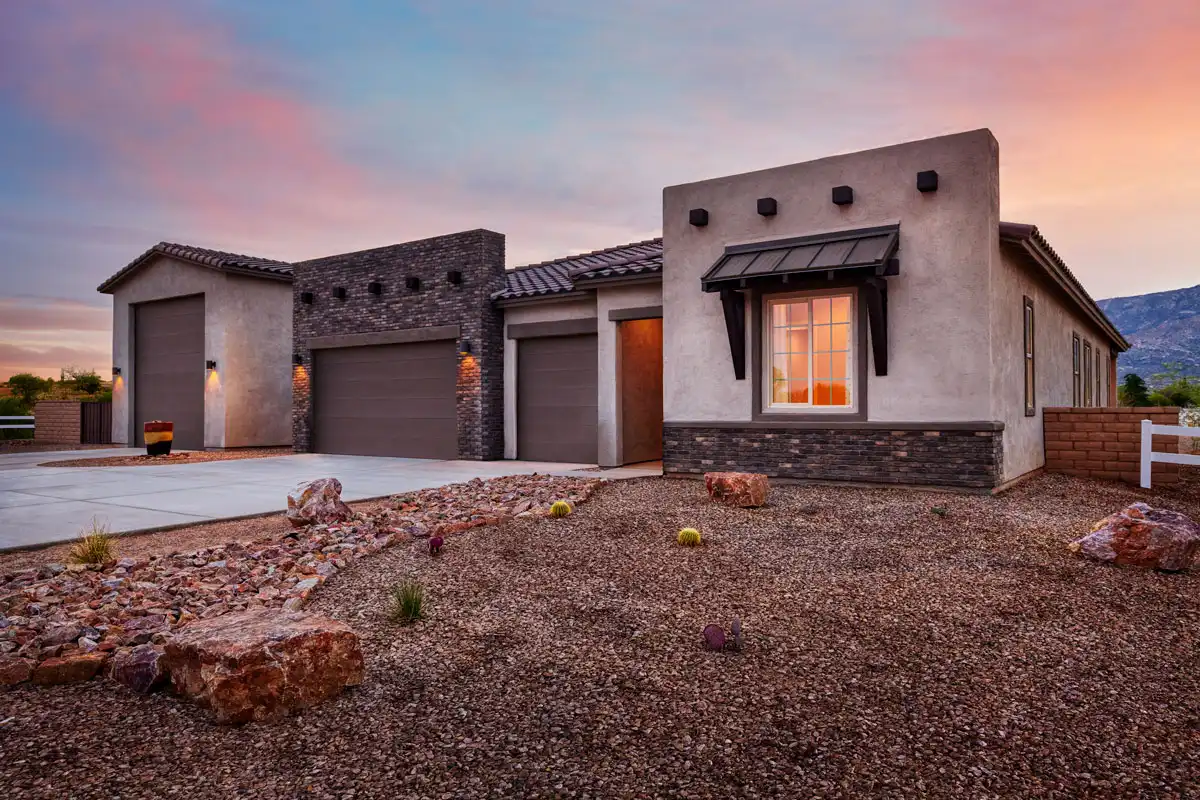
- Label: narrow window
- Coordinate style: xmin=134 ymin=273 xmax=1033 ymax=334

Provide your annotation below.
xmin=1023 ymin=297 xmax=1035 ymax=416
xmin=765 ymin=292 xmax=854 ymax=410
xmin=1072 ymin=334 xmax=1081 ymax=407
xmin=1083 ymin=341 xmax=1093 ymax=407
xmin=1096 ymin=350 xmax=1103 ymax=407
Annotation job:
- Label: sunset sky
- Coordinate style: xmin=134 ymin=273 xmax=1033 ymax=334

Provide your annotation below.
xmin=1 ymin=0 xmax=1198 ymax=379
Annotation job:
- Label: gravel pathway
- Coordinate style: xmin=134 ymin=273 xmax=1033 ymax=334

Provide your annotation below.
xmin=42 ymin=447 xmax=294 ymax=468
xmin=2 ymin=472 xmax=1199 ymax=798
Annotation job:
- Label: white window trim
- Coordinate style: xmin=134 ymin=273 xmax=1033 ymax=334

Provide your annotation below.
xmin=761 ymin=288 xmax=858 ymax=416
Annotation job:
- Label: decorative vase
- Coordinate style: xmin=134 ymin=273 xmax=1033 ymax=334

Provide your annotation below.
xmin=144 ymin=420 xmax=174 ymax=456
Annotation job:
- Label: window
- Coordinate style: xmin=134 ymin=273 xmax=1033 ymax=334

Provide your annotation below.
xmin=1083 ymin=341 xmax=1093 ymax=406
xmin=1072 ymin=334 xmax=1081 ymax=407
xmin=765 ymin=292 xmax=854 ymax=410
xmin=1096 ymin=350 xmax=1103 ymax=407
xmin=1023 ymin=296 xmax=1035 ymax=416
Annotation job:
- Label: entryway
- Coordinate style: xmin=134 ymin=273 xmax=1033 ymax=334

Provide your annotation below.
xmin=618 ymin=317 xmax=663 ymax=464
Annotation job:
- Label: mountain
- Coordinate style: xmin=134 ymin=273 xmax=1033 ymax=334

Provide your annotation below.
xmin=1096 ymin=284 xmax=1200 ymax=380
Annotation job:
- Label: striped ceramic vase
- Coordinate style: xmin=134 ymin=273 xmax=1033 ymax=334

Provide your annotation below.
xmin=144 ymin=421 xmax=174 ymax=456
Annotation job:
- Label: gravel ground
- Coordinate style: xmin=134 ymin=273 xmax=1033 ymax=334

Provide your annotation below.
xmin=42 ymin=447 xmax=294 ymax=468
xmin=2 ymin=472 xmax=1199 ymax=798
xmin=0 ymin=442 xmax=120 ymax=455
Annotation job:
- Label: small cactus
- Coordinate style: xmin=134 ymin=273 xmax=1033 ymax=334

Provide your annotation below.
xmin=677 ymin=527 xmax=702 ymax=547
xmin=550 ymin=500 xmax=572 ymax=518
xmin=429 ymin=535 xmax=444 ymax=556
xmin=730 ymin=618 xmax=743 ymax=652
xmin=931 ymin=506 xmax=948 ymax=518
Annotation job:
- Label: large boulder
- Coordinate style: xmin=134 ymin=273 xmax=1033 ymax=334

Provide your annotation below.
xmin=162 ymin=609 xmax=364 ymax=724
xmin=1070 ymin=502 xmax=1200 ymax=571
xmin=286 ymin=478 xmax=353 ymax=528
xmin=31 ymin=653 xmax=108 ymax=685
xmin=704 ymin=472 xmax=770 ymax=508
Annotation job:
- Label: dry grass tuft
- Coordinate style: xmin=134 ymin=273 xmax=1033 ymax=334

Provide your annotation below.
xmin=67 ymin=518 xmax=115 ymax=565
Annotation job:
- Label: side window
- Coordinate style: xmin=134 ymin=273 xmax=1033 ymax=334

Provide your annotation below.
xmin=1023 ymin=297 xmax=1035 ymax=416
xmin=1072 ymin=334 xmax=1081 ymax=407
xmin=1083 ymin=341 xmax=1093 ymax=406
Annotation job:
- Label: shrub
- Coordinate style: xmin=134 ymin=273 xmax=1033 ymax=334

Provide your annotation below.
xmin=1119 ymin=374 xmax=1151 ymax=407
xmin=677 ymin=527 xmax=702 ymax=546
xmin=6 ymin=373 xmax=49 ymax=407
xmin=549 ymin=500 xmax=572 ymax=518
xmin=0 ymin=396 xmax=33 ymax=441
xmin=389 ymin=579 xmax=425 ymax=623
xmin=69 ymin=518 xmax=115 ymax=564
xmin=931 ymin=506 xmax=948 ymax=517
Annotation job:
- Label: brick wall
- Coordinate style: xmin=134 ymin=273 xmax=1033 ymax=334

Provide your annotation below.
xmin=1043 ymin=406 xmax=1181 ymax=485
xmin=291 ymin=229 xmax=506 ymax=459
xmin=663 ymin=424 xmax=1003 ymax=489
xmin=33 ymin=401 xmax=81 ymax=444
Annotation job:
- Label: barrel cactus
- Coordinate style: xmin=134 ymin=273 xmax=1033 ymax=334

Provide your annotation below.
xmin=677 ymin=527 xmax=702 ymax=547
xmin=550 ymin=500 xmax=572 ymax=518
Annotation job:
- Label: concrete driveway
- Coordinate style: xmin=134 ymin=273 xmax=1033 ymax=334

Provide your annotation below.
xmin=0 ymin=449 xmax=659 ymax=551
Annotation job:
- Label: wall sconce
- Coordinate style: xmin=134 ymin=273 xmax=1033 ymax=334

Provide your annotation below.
xmin=406 ymin=276 xmax=421 ymax=291
xmin=689 ymin=208 xmax=709 ymax=227
xmin=112 ymin=367 xmax=122 ymax=377
xmin=300 ymin=291 xmax=313 ymax=305
xmin=205 ymin=360 xmax=217 ymax=371
xmin=331 ymin=286 xmax=346 ymax=300
xmin=917 ymin=170 xmax=939 ymax=193
xmin=459 ymin=339 xmax=472 ymax=355
xmin=292 ymin=353 xmax=303 ymax=366
xmin=446 ymin=270 xmax=463 ymax=285
xmin=367 ymin=281 xmax=382 ymax=295
xmin=832 ymin=186 xmax=854 ymax=206
xmin=757 ymin=197 xmax=778 ymax=217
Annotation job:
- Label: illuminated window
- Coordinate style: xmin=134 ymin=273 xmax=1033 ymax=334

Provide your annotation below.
xmin=765 ymin=292 xmax=853 ymax=410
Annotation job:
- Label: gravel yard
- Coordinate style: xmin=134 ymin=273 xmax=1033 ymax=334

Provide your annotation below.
xmin=2 ymin=472 xmax=1199 ymax=798
xmin=41 ymin=446 xmax=294 ymax=468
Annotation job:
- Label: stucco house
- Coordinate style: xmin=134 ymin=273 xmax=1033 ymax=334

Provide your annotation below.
xmin=100 ymin=128 xmax=1127 ymax=490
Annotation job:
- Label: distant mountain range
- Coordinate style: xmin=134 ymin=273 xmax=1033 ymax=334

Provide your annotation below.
xmin=1097 ymin=284 xmax=1200 ymax=380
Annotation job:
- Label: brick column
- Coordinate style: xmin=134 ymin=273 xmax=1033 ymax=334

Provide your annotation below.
xmin=33 ymin=401 xmax=81 ymax=444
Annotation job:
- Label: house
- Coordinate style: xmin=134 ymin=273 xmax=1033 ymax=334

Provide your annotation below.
xmin=98 ymin=243 xmax=294 ymax=450
xmin=100 ymin=128 xmax=1128 ymax=490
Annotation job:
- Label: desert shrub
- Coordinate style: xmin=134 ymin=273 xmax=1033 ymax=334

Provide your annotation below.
xmin=69 ymin=518 xmax=115 ymax=564
xmin=6 ymin=373 xmax=49 ymax=407
xmin=389 ymin=579 xmax=425 ymax=623
xmin=550 ymin=500 xmax=572 ymax=518
xmin=677 ymin=527 xmax=702 ymax=546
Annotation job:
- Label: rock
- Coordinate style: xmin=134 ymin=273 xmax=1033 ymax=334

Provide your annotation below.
xmin=31 ymin=653 xmax=108 ymax=685
xmin=109 ymin=645 xmax=167 ymax=694
xmin=704 ymin=472 xmax=769 ymax=508
xmin=162 ymin=609 xmax=364 ymax=724
xmin=703 ymin=624 xmax=726 ymax=651
xmin=1070 ymin=502 xmax=1200 ymax=571
xmin=0 ymin=655 xmax=35 ymax=686
xmin=40 ymin=624 xmax=83 ymax=648
xmin=286 ymin=478 xmax=353 ymax=529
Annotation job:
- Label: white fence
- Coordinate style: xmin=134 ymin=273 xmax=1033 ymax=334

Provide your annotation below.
xmin=1140 ymin=418 xmax=1200 ymax=488
xmin=0 ymin=415 xmax=34 ymax=430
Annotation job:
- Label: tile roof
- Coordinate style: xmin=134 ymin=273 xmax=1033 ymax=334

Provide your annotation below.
xmin=97 ymin=242 xmax=293 ymax=293
xmin=493 ymin=238 xmax=663 ymax=301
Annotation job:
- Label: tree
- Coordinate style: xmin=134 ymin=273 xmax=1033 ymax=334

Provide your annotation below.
xmin=1118 ymin=374 xmax=1150 ymax=407
xmin=1147 ymin=362 xmax=1200 ymax=408
xmin=5 ymin=373 xmax=49 ymax=408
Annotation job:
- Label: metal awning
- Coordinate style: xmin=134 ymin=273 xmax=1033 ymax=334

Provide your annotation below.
xmin=701 ymin=225 xmax=900 ymax=292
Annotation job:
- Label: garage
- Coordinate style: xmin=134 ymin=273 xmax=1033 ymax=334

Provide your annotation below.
xmin=312 ymin=340 xmax=458 ymax=458
xmin=133 ymin=295 xmax=206 ymax=450
xmin=517 ymin=334 xmax=598 ymax=463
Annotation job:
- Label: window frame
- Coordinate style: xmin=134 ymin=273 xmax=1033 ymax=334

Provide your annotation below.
xmin=1023 ymin=296 xmax=1036 ymax=417
xmin=750 ymin=284 xmax=868 ymax=422
xmin=1095 ymin=349 xmax=1103 ymax=407
xmin=1083 ymin=340 xmax=1093 ymax=407
xmin=762 ymin=290 xmax=856 ymax=413
xmin=1071 ymin=333 xmax=1081 ymax=407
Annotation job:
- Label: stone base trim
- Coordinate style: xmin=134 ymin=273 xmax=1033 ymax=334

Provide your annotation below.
xmin=663 ymin=424 xmax=1003 ymax=489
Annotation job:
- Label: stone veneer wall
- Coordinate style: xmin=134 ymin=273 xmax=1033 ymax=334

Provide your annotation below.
xmin=663 ymin=424 xmax=1003 ymax=489
xmin=291 ymin=229 xmax=506 ymax=459
xmin=33 ymin=401 xmax=81 ymax=444
xmin=1043 ymin=406 xmax=1181 ymax=486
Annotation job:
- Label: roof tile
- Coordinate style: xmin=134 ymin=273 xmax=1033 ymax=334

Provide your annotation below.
xmin=494 ymin=238 xmax=662 ymax=300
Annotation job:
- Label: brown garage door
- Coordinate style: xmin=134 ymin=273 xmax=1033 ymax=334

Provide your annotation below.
xmin=312 ymin=341 xmax=457 ymax=458
xmin=518 ymin=334 xmax=598 ymax=463
xmin=134 ymin=295 xmax=206 ymax=450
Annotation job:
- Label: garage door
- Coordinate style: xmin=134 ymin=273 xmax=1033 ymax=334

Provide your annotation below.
xmin=312 ymin=341 xmax=457 ymax=458
xmin=518 ymin=334 xmax=598 ymax=463
xmin=134 ymin=295 xmax=206 ymax=450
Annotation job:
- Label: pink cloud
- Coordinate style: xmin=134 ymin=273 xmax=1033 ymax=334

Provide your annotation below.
xmin=0 ymin=298 xmax=110 ymax=332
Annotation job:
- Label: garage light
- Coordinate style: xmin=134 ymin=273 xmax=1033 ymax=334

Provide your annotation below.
xmin=205 ymin=360 xmax=217 ymax=371
xmin=112 ymin=367 xmax=121 ymax=377
xmin=460 ymin=339 xmax=472 ymax=355
xmin=292 ymin=353 xmax=303 ymax=366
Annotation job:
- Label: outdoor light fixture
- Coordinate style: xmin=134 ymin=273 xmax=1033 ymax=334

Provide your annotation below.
xmin=757 ymin=197 xmax=778 ymax=217
xmin=689 ymin=208 xmax=709 ymax=227
xmin=832 ymin=186 xmax=854 ymax=206
xmin=460 ymin=339 xmax=473 ymax=355
xmin=367 ymin=281 xmax=382 ymax=295
xmin=331 ymin=286 xmax=346 ymax=300
xmin=292 ymin=353 xmax=303 ymax=366
xmin=916 ymin=170 xmax=939 ymax=193
xmin=300 ymin=291 xmax=313 ymax=304
xmin=205 ymin=360 xmax=217 ymax=371
xmin=406 ymin=276 xmax=421 ymax=291
xmin=112 ymin=367 xmax=121 ymax=377
xmin=446 ymin=270 xmax=463 ymax=285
